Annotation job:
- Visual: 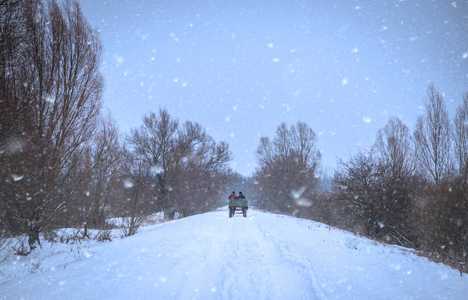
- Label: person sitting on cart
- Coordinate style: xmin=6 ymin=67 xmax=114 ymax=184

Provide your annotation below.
xmin=229 ymin=191 xmax=237 ymax=199
xmin=238 ymin=191 xmax=246 ymax=199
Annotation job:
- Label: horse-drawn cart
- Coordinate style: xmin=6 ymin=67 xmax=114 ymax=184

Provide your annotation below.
xmin=229 ymin=197 xmax=248 ymax=218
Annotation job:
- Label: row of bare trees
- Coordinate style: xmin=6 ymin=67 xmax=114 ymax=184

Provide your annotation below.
xmin=251 ymin=85 xmax=468 ymax=274
xmin=0 ymin=0 xmax=234 ymax=254
xmin=1 ymin=0 xmax=103 ymax=251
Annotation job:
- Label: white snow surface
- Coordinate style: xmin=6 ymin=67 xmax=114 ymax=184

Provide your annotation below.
xmin=1 ymin=208 xmax=467 ymax=299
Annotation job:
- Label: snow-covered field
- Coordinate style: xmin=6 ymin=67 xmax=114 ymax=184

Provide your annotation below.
xmin=1 ymin=208 xmax=467 ymax=299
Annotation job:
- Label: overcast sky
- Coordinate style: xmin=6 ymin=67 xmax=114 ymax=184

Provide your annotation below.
xmin=80 ymin=0 xmax=468 ymax=176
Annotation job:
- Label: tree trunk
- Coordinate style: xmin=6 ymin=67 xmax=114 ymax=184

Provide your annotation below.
xmin=83 ymin=219 xmax=89 ymax=238
xmin=28 ymin=226 xmax=41 ymax=251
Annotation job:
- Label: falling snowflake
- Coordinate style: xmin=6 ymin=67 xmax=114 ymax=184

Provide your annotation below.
xmin=124 ymin=180 xmax=134 ymax=188
xmin=291 ymin=187 xmax=306 ymax=200
xmin=342 ymin=78 xmax=348 ymax=85
xmin=152 ymin=165 xmax=163 ymax=174
xmin=139 ymin=33 xmax=149 ymax=41
xmin=363 ymin=116 xmax=372 ymax=123
xmin=12 ymin=174 xmax=24 ymax=181
xmin=113 ymin=54 xmax=124 ymax=66
xmin=296 ymin=198 xmax=312 ymax=207
xmin=462 ymin=52 xmax=468 ymax=59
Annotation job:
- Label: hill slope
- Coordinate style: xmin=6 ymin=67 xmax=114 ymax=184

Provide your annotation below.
xmin=1 ymin=208 xmax=467 ymax=299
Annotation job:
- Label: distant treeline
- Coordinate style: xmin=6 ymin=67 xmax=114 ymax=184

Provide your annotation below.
xmin=250 ymin=85 xmax=468 ymax=275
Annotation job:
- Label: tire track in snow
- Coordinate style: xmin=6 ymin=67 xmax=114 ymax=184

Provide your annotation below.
xmin=222 ymin=211 xmax=322 ymax=299
xmin=221 ymin=213 xmax=272 ymax=299
xmin=255 ymin=214 xmax=328 ymax=300
xmin=172 ymin=213 xmax=234 ymax=299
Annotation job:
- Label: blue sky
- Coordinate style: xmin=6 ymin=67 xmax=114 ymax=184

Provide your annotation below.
xmin=80 ymin=0 xmax=468 ymax=176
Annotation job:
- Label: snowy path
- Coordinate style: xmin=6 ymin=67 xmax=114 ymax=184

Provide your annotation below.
xmin=1 ymin=208 xmax=467 ymax=299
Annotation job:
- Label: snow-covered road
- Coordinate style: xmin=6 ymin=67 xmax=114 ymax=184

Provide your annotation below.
xmin=1 ymin=208 xmax=467 ymax=299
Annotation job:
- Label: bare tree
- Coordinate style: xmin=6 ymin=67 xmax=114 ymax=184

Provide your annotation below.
xmin=0 ymin=0 xmax=32 ymax=238
xmin=291 ymin=121 xmax=321 ymax=186
xmin=375 ymin=117 xmax=417 ymax=180
xmin=73 ymin=116 xmax=120 ymax=238
xmin=128 ymin=109 xmax=232 ymax=217
xmin=414 ymin=84 xmax=452 ymax=184
xmin=118 ymin=148 xmax=153 ymax=237
xmin=333 ymin=151 xmax=381 ymax=236
xmin=373 ymin=118 xmax=419 ymax=246
xmin=170 ymin=121 xmax=232 ymax=216
xmin=254 ymin=121 xmax=321 ymax=214
xmin=453 ymin=93 xmax=468 ymax=182
xmin=128 ymin=108 xmax=178 ymax=214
